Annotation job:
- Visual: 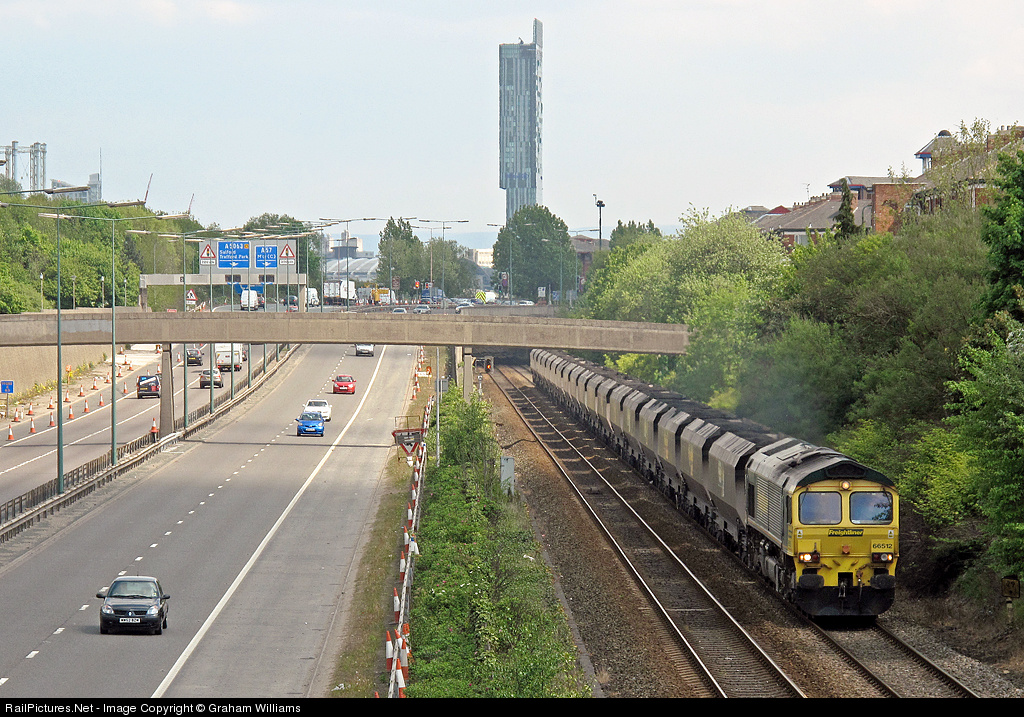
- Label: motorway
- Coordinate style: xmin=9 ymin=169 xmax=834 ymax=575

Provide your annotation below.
xmin=0 ymin=340 xmax=415 ymax=698
xmin=0 ymin=341 xmax=277 ymax=507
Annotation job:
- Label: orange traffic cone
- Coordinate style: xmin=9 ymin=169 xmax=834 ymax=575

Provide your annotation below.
xmin=26 ymin=404 xmax=34 ymax=416
xmin=78 ymin=385 xmax=85 ymax=397
xmin=30 ymin=417 xmax=36 ymax=434
xmin=117 ymin=365 xmax=123 ymax=378
xmin=123 ymin=382 xmax=128 ymax=395
xmin=7 ymin=424 xmax=13 ymax=440
xmin=68 ymin=404 xmax=75 ymax=420
xmin=92 ymin=377 xmax=98 ymax=390
xmin=64 ymin=390 xmax=71 ymax=403
xmin=12 ymin=408 xmax=20 ymax=423
xmin=150 ymin=418 xmax=158 ymax=434
xmin=49 ymin=412 xmax=56 ymax=428
xmin=98 ymin=394 xmax=105 ymax=407
xmin=83 ymin=400 xmax=90 ymax=414
xmin=48 ymin=396 xmax=55 ymax=410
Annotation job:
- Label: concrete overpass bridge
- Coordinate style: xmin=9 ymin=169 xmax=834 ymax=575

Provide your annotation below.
xmin=1 ymin=309 xmax=690 ymax=355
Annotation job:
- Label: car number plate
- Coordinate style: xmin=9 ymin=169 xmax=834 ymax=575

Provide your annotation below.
xmin=119 ymin=617 xmax=141 ymax=623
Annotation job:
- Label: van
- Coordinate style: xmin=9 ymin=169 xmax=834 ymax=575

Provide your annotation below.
xmin=240 ymin=289 xmax=260 ymax=311
xmin=136 ymin=375 xmax=161 ymax=398
xmin=214 ymin=343 xmax=243 ymax=371
xmin=305 ymin=288 xmax=319 ymax=307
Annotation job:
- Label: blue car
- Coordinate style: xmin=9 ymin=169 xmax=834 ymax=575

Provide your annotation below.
xmin=296 ymin=411 xmax=325 ymax=437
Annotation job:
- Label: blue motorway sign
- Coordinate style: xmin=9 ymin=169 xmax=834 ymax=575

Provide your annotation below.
xmin=218 ymin=240 xmax=251 ymax=269
xmin=1 ymin=381 xmax=13 ymax=394
xmin=255 ymin=244 xmax=278 ymax=269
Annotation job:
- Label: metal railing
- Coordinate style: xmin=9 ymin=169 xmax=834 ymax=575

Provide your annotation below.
xmin=0 ymin=343 xmax=294 ymax=543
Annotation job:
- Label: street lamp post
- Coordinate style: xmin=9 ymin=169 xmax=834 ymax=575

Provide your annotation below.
xmin=20 ymin=193 xmax=145 ymax=488
xmin=594 ymin=195 xmax=606 ymax=252
xmin=419 ymin=219 xmax=467 ymax=307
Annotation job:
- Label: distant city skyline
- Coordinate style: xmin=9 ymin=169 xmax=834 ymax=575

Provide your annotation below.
xmin=4 ymin=3 xmax=1022 ymax=246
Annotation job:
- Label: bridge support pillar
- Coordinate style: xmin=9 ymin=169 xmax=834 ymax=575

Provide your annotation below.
xmin=459 ymin=347 xmax=474 ymax=402
xmin=159 ymin=343 xmax=175 ymax=436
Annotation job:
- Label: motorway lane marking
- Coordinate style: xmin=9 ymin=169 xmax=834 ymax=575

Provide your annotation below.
xmin=152 ymin=345 xmax=389 ymax=698
xmin=25 ymin=652 xmax=38 ymax=659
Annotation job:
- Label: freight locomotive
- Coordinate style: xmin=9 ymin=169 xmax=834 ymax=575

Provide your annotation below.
xmin=530 ymin=349 xmax=898 ymax=617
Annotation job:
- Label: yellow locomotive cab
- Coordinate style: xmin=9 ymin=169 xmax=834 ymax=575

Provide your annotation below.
xmin=790 ymin=482 xmax=898 ymax=615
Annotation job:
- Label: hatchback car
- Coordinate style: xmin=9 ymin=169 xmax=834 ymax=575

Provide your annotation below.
xmin=136 ymin=375 xmax=160 ymax=399
xmin=333 ymin=375 xmax=356 ymax=394
xmin=186 ymin=348 xmax=203 ymax=366
xmin=412 ymin=304 xmax=431 ymax=314
xmin=199 ymin=368 xmax=223 ymax=389
xmin=391 ymin=307 xmax=407 ymax=314
xmin=96 ymin=576 xmax=170 ymax=635
xmin=296 ymin=411 xmax=325 ymax=437
xmin=303 ymin=398 xmax=332 ymax=421
xmin=355 ymin=343 xmax=375 ymax=357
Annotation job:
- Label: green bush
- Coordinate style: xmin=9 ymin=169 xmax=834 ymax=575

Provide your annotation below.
xmin=407 ymin=392 xmax=589 ymax=698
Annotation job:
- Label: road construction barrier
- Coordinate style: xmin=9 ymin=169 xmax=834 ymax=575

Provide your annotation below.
xmin=384 ymin=386 xmax=432 ymax=698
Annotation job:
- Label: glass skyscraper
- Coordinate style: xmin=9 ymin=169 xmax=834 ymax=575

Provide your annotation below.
xmin=499 ymin=19 xmax=543 ymax=222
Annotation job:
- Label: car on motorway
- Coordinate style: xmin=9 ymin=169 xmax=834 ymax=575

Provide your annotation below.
xmin=303 ymin=398 xmax=332 ymax=421
xmin=391 ymin=307 xmax=407 ymax=314
xmin=186 ymin=348 xmax=203 ymax=366
xmin=355 ymin=343 xmax=374 ymax=356
xmin=136 ymin=375 xmax=160 ymax=398
xmin=199 ymin=368 xmax=223 ymax=389
xmin=96 ymin=575 xmax=170 ymax=635
xmin=333 ymin=374 xmax=356 ymax=394
xmin=296 ymin=411 xmax=325 ymax=437
xmin=285 ymin=295 xmax=299 ymax=311
xmin=413 ymin=304 xmax=431 ymax=314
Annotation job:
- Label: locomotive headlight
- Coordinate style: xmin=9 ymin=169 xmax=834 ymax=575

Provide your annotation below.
xmin=840 ymin=480 xmax=851 ymax=491
xmin=872 ymin=552 xmax=894 ymax=563
xmin=799 ymin=551 xmax=820 ymax=564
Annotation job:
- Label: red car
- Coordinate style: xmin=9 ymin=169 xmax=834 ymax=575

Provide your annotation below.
xmin=333 ymin=374 xmax=356 ymax=394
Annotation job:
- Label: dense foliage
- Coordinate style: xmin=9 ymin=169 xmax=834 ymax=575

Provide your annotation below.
xmin=376 ymin=217 xmax=476 ymax=300
xmin=408 ymin=392 xmax=589 ymax=697
xmin=571 ymin=140 xmax=1024 ymax=598
xmin=492 ymin=205 xmax=575 ymax=302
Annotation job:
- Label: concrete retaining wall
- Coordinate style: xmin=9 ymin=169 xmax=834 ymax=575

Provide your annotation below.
xmin=0 ymin=344 xmax=110 ymax=401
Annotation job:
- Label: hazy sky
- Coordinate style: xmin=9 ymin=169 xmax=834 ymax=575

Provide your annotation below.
xmin=5 ymin=1 xmax=1023 ymax=250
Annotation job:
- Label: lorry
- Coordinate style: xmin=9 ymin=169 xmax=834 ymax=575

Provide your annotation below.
xmin=323 ymin=281 xmax=357 ymax=306
xmin=239 ymin=289 xmax=260 ymax=311
xmin=370 ymin=287 xmax=392 ymax=305
xmin=305 ymin=288 xmax=320 ymax=307
xmin=214 ymin=343 xmax=243 ymax=372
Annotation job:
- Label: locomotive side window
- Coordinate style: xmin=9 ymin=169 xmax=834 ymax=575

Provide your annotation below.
xmin=850 ymin=491 xmax=894 ymax=525
xmin=799 ymin=492 xmax=841 ymax=525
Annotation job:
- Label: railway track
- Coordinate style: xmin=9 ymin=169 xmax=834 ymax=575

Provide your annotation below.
xmin=491 ymin=360 xmax=982 ymax=698
xmin=492 ymin=363 xmax=805 ymax=698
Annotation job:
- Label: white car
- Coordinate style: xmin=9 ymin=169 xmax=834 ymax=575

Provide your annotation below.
xmin=355 ymin=343 xmax=375 ymax=356
xmin=303 ymin=398 xmax=332 ymax=422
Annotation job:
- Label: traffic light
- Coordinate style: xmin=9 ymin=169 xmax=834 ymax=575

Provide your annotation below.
xmin=485 ymin=357 xmax=493 ymax=373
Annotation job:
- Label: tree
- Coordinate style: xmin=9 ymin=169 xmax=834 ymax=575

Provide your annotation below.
xmin=980 ymin=148 xmax=1024 ymax=319
xmin=609 ymin=220 xmax=661 ymax=251
xmin=834 ymin=178 xmax=860 ymax=242
xmin=946 ymin=320 xmax=1024 ymax=576
xmin=492 ymin=206 xmax=573 ymax=302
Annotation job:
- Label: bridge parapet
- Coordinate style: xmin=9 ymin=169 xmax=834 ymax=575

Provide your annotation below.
xmin=0 ymin=310 xmax=689 ymax=355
